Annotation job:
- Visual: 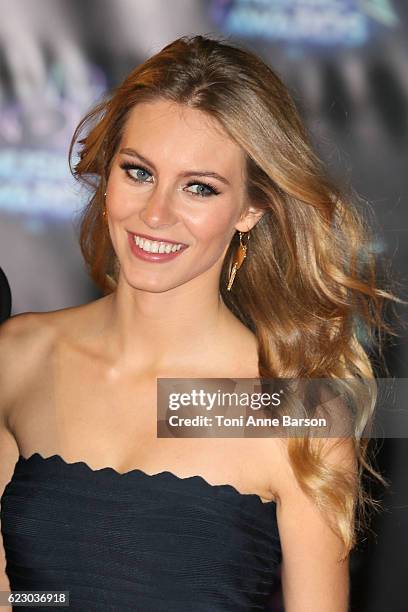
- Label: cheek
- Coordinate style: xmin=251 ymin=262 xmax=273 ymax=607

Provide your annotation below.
xmin=186 ymin=206 xmax=237 ymax=246
xmin=107 ymin=181 xmax=138 ymax=221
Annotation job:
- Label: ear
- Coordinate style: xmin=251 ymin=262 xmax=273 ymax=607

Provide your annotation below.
xmin=234 ymin=205 xmax=265 ymax=233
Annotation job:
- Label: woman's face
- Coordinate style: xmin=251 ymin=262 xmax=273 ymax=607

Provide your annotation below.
xmin=106 ymin=99 xmax=262 ymax=292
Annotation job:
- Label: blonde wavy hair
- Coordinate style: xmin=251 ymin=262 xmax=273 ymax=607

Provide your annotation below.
xmin=69 ymin=34 xmax=403 ymax=561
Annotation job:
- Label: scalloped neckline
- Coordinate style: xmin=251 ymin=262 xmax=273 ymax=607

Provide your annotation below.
xmin=18 ymin=452 xmax=277 ymax=508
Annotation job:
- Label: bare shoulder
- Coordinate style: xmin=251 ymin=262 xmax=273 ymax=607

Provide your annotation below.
xmin=0 ymin=300 xmax=102 ymax=417
xmin=0 ymin=310 xmax=52 ymax=365
xmin=0 ymin=297 xmax=111 ymax=408
xmin=0 ymin=312 xmax=57 ymax=417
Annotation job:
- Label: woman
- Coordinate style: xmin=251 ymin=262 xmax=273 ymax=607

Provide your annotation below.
xmin=0 ymin=34 xmax=400 ymax=611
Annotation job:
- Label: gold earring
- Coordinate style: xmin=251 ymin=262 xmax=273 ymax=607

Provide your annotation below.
xmin=227 ymin=230 xmax=250 ymax=291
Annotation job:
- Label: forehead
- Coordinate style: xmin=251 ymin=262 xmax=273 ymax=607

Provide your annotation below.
xmin=120 ymin=99 xmax=245 ymax=176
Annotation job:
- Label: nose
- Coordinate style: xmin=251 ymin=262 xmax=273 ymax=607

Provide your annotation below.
xmin=139 ymin=187 xmax=179 ymax=229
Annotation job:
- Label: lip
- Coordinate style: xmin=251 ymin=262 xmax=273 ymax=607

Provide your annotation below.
xmin=127 ymin=231 xmax=188 ymax=246
xmin=127 ymin=232 xmax=189 ymax=263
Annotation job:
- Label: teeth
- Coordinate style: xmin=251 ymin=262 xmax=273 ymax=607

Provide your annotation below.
xmin=133 ymin=235 xmax=184 ymax=254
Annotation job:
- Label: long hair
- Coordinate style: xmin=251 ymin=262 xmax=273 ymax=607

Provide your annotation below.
xmin=69 ymin=34 xmax=404 ymax=560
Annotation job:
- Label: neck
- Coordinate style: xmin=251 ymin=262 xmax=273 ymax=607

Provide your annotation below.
xmin=103 ymin=273 xmax=234 ymax=374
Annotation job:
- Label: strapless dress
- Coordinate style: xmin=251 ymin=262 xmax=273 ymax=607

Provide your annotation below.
xmin=0 ymin=452 xmax=282 ymax=611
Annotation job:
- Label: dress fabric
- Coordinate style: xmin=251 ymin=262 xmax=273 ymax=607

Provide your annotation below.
xmin=1 ymin=452 xmax=282 ymax=611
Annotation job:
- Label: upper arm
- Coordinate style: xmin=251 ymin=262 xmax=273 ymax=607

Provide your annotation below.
xmin=272 ymin=437 xmax=355 ymax=612
xmin=0 ymin=313 xmax=40 ymax=588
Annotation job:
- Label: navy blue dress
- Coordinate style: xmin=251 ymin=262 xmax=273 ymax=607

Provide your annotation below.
xmin=1 ymin=453 xmax=282 ymax=611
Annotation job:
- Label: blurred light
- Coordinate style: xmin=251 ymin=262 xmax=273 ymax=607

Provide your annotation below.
xmin=210 ymin=0 xmax=399 ymax=49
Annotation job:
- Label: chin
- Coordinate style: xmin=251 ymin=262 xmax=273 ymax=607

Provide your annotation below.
xmin=123 ymin=273 xmax=174 ymax=293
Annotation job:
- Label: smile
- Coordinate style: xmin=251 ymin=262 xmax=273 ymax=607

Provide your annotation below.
xmin=133 ymin=234 xmax=185 ymax=253
xmin=127 ymin=232 xmax=189 ymax=263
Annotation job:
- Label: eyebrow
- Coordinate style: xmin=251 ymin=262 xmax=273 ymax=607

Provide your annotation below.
xmin=119 ymin=147 xmax=230 ymax=186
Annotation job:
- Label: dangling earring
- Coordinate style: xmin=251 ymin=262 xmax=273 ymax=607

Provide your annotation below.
xmin=227 ymin=230 xmax=250 ymax=291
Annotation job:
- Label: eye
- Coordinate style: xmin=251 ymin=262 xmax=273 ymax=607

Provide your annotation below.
xmin=119 ymin=161 xmax=220 ymax=198
xmin=185 ymin=182 xmax=220 ymax=198
xmin=120 ymin=162 xmax=153 ymax=183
